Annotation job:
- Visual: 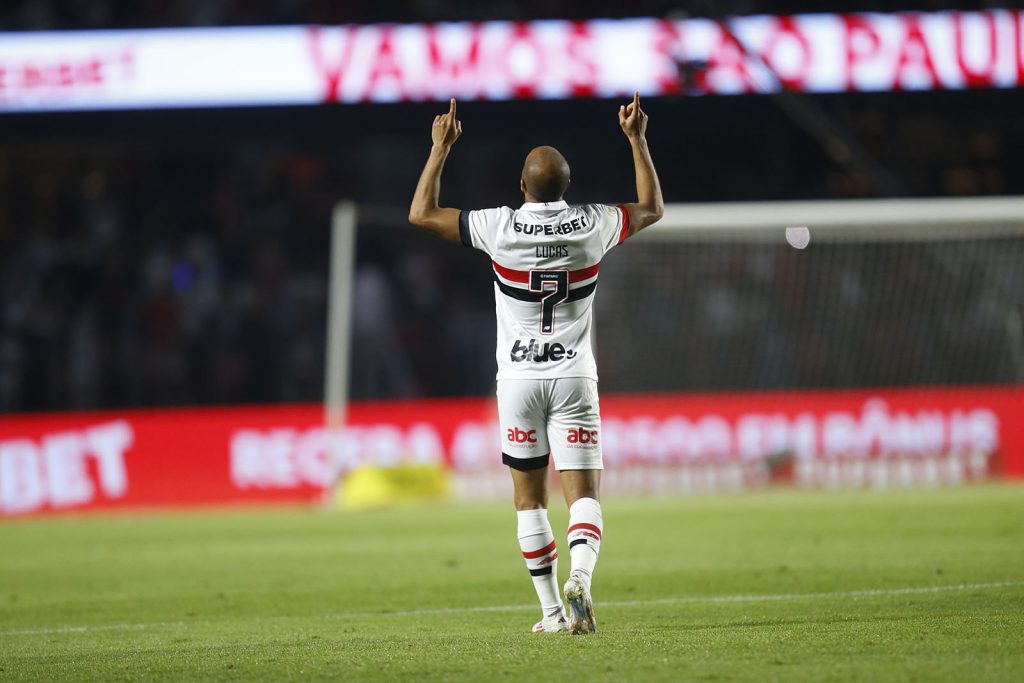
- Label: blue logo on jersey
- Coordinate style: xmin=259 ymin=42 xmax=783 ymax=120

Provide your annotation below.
xmin=510 ymin=339 xmax=577 ymax=363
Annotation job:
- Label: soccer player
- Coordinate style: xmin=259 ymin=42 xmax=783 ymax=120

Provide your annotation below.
xmin=408 ymin=94 xmax=663 ymax=634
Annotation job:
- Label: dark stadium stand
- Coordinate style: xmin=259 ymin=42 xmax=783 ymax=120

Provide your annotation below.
xmin=0 ymin=1 xmax=989 ymax=31
xmin=1 ymin=1 xmax=1021 ymax=411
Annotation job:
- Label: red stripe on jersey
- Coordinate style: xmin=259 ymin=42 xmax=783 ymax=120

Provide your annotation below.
xmin=617 ymin=205 xmax=631 ymax=245
xmin=522 ymin=540 xmax=557 ymax=559
xmin=568 ymin=523 xmax=602 ymax=540
xmin=570 ymin=263 xmax=600 ymax=283
xmin=492 ymin=261 xmax=600 ymax=285
xmin=492 ymin=261 xmax=530 ymax=284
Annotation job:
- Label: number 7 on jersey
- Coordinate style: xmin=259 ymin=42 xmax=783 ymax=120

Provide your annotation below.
xmin=529 ymin=269 xmax=570 ymax=334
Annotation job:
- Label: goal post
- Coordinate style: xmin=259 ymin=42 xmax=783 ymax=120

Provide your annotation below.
xmin=322 ymin=201 xmax=358 ymax=503
xmin=325 ymin=201 xmax=358 ymax=432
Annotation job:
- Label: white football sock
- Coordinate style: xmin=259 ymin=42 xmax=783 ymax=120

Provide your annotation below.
xmin=567 ymin=497 xmax=603 ymax=591
xmin=516 ymin=508 xmax=562 ymax=615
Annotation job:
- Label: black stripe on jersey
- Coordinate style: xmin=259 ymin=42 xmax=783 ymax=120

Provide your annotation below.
xmin=458 ymin=210 xmax=473 ymax=248
xmin=493 ymin=274 xmax=597 ymax=303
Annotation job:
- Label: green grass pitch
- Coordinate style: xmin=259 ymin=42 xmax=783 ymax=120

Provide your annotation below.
xmin=2 ymin=484 xmax=1023 ymax=682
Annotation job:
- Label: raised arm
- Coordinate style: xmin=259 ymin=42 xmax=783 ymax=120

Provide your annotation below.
xmin=408 ymin=98 xmax=463 ymax=242
xmin=618 ymin=91 xmax=664 ymax=236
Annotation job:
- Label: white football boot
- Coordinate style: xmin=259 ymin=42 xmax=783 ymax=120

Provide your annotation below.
xmin=563 ymin=573 xmax=596 ymax=634
xmin=532 ymin=606 xmax=568 ymax=633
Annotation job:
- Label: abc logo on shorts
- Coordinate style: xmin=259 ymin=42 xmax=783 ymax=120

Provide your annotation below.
xmin=567 ymin=427 xmax=598 ymax=446
xmin=507 ymin=427 xmax=537 ymax=444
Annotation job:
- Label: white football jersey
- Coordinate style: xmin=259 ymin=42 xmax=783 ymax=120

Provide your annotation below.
xmin=459 ymin=200 xmax=631 ymax=381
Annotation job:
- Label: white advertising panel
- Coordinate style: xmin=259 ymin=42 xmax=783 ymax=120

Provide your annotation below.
xmin=0 ymin=11 xmax=1021 ymax=112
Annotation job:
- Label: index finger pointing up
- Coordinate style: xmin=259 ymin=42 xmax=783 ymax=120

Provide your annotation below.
xmin=450 ymin=98 xmax=457 ymax=116
xmin=633 ymin=90 xmax=640 ymax=109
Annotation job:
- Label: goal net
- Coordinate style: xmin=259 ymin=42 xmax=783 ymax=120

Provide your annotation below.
xmin=594 ymin=197 xmax=1024 ymax=394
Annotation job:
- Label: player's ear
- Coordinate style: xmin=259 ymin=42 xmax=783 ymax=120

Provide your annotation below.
xmin=520 ymin=177 xmax=527 ymax=195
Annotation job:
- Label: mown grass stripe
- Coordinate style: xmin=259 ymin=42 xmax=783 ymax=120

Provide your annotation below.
xmin=4 ymin=580 xmax=1019 ymax=637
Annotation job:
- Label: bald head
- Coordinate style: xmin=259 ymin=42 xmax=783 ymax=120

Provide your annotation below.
xmin=521 ymin=146 xmax=570 ymax=203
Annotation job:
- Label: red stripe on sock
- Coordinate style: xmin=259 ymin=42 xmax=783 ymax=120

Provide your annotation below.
xmin=568 ymin=523 xmax=602 ymax=540
xmin=538 ymin=551 xmax=559 ymax=567
xmin=522 ymin=539 xmax=557 ymax=559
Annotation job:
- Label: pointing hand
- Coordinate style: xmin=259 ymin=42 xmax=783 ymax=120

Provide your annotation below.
xmin=618 ymin=91 xmax=648 ymax=141
xmin=433 ymin=98 xmax=463 ymax=148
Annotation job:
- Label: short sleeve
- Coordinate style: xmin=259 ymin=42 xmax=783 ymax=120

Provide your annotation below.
xmin=594 ymin=204 xmax=631 ymax=254
xmin=459 ymin=207 xmax=507 ymax=257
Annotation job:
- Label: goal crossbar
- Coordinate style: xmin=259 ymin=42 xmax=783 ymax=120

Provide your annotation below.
xmin=343 ymin=196 xmax=1024 ymax=242
xmin=643 ymin=196 xmax=1024 ymax=242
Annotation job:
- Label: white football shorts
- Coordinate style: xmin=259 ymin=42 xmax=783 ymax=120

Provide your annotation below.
xmin=496 ymin=377 xmax=603 ymax=471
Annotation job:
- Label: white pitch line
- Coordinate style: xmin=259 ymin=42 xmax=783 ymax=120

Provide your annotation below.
xmin=1 ymin=621 xmax=189 ymax=637
xmin=372 ymin=580 xmax=1024 ymax=618
xmin=2 ymin=581 xmax=1020 ymax=638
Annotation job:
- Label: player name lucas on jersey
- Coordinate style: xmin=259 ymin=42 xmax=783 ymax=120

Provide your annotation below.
xmin=536 ymin=245 xmax=570 ymax=258
xmin=460 ymin=201 xmax=631 ymax=381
